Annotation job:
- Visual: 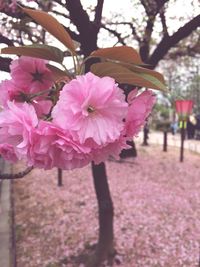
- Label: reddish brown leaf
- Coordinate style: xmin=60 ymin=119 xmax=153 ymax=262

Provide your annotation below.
xmin=120 ymin=63 xmax=166 ymax=84
xmin=1 ymin=44 xmax=64 ymax=63
xmin=22 ymin=7 xmax=76 ymax=53
xmin=90 ymin=62 xmax=167 ymax=91
xmin=90 ymin=46 xmax=143 ymax=65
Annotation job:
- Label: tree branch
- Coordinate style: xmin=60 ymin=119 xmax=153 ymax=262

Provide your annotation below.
xmin=166 ymin=40 xmax=200 ymax=59
xmin=0 ymin=166 xmax=33 ymax=180
xmin=105 ymin=21 xmax=141 ymax=43
xmin=65 ymin=0 xmax=91 ymax=35
xmin=65 ymin=28 xmax=80 ymax=43
xmin=159 ymin=6 xmax=169 ymax=36
xmin=65 ymin=0 xmax=98 ymax=55
xmin=139 ymin=15 xmax=156 ymax=61
xmin=0 ymin=6 xmax=26 ymax=19
xmin=94 ymin=0 xmax=104 ymax=26
xmin=100 ymin=24 xmax=126 ymax=45
xmin=0 ymin=34 xmax=14 ymax=46
xmin=141 ymin=0 xmax=157 ymax=16
xmin=141 ymin=0 xmax=169 ymax=16
xmin=148 ymin=14 xmax=200 ymax=67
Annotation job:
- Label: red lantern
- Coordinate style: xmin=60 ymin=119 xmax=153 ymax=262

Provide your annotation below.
xmin=175 ymin=99 xmax=193 ymax=162
xmin=175 ymin=100 xmax=193 ymax=120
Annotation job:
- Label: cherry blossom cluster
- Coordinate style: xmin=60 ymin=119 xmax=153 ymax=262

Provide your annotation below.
xmin=0 ymin=56 xmax=155 ymax=170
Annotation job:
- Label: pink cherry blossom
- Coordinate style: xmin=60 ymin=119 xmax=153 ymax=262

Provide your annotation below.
xmin=27 ymin=121 xmax=128 ymax=169
xmin=0 ymin=66 xmax=156 ymax=169
xmin=0 ymin=79 xmax=22 ymax=108
xmin=0 ymin=79 xmax=53 ymax=117
xmin=91 ymin=135 xmax=129 ymax=164
xmin=52 ymin=72 xmax=128 ymax=145
xmin=32 ymin=100 xmax=52 ymax=117
xmin=10 ymin=56 xmax=53 ymax=94
xmin=125 ymin=90 xmax=156 ymax=138
xmin=28 ymin=121 xmax=91 ymax=170
xmin=0 ymin=143 xmax=18 ymax=163
xmin=0 ymin=101 xmax=38 ymax=160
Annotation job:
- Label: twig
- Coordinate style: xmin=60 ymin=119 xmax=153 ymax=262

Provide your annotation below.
xmin=0 ymin=166 xmax=33 ymax=180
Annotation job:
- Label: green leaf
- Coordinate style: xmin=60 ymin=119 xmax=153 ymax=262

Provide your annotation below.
xmin=90 ymin=62 xmax=167 ymax=91
xmin=21 ymin=7 xmax=76 ymax=53
xmin=119 ymin=62 xmax=166 ymax=85
xmin=90 ymin=46 xmax=143 ymax=65
xmin=1 ymin=44 xmax=64 ymax=63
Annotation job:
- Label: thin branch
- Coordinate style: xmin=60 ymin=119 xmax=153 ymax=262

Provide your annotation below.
xmin=100 ymin=24 xmax=126 ymax=45
xmin=0 ymin=166 xmax=33 ymax=180
xmin=51 ymin=9 xmax=70 ymax=20
xmin=140 ymin=15 xmax=156 ymax=61
xmin=155 ymin=0 xmax=170 ymax=13
xmin=166 ymin=40 xmax=200 ymax=59
xmin=0 ymin=6 xmax=26 ymax=19
xmin=141 ymin=0 xmax=169 ymax=16
xmin=105 ymin=21 xmax=141 ymax=43
xmin=141 ymin=0 xmax=157 ymax=16
xmin=159 ymin=6 xmax=169 ymax=36
xmin=52 ymin=0 xmax=66 ymax=8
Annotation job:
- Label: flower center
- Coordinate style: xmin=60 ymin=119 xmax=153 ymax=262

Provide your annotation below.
xmin=31 ymin=69 xmax=44 ymax=83
xmin=87 ymin=105 xmax=95 ymax=113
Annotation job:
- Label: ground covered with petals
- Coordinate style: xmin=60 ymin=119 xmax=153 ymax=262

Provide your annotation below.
xmin=13 ymin=144 xmax=200 ymax=267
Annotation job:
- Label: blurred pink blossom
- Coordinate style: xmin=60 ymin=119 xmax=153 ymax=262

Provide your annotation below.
xmin=0 ymin=143 xmax=18 ymax=163
xmin=0 ymin=79 xmax=22 ymax=108
xmin=29 ymin=121 xmax=91 ymax=170
xmin=52 ymin=72 xmax=128 ymax=145
xmin=10 ymin=56 xmax=53 ymax=94
xmin=0 ymin=101 xmax=38 ymax=160
xmin=0 ymin=79 xmax=52 ymax=117
xmin=32 ymin=100 xmax=52 ymax=117
xmin=125 ymin=90 xmax=156 ymax=138
xmin=91 ymin=135 xmax=128 ymax=164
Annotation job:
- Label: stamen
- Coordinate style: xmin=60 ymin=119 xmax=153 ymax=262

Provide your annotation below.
xmin=87 ymin=106 xmax=95 ymax=113
xmin=31 ymin=69 xmax=44 ymax=82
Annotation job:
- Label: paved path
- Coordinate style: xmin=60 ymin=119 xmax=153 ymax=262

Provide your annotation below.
xmin=0 ymin=159 xmax=12 ymax=267
xmin=135 ymin=131 xmax=200 ymax=154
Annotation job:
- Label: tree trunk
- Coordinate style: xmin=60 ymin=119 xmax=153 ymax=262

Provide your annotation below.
xmin=120 ymin=140 xmax=137 ymax=158
xmin=142 ymin=124 xmax=149 ymax=146
xmin=88 ymin=162 xmax=114 ymax=266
